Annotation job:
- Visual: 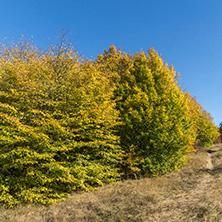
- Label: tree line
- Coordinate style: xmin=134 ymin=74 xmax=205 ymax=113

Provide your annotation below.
xmin=0 ymin=37 xmax=219 ymax=207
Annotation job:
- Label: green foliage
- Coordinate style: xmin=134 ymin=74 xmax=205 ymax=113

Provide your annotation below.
xmin=97 ymin=47 xmax=198 ymax=177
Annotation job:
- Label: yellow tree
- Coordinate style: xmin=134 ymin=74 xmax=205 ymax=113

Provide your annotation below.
xmin=0 ymin=38 xmax=121 ymax=206
xmin=196 ymin=110 xmax=219 ymax=147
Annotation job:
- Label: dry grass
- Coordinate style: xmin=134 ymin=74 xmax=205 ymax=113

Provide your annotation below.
xmin=1 ymin=144 xmax=222 ymax=222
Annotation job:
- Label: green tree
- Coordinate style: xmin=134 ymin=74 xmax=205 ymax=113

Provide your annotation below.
xmin=98 ymin=46 xmax=198 ymax=177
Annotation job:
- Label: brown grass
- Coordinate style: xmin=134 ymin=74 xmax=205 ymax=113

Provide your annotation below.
xmin=1 ymin=144 xmax=222 ymax=222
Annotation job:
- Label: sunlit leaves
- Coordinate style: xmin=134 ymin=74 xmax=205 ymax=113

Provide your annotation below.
xmin=0 ymin=38 xmax=121 ymax=207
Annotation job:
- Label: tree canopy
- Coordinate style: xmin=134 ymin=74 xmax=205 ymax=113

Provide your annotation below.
xmin=0 ymin=38 xmax=219 ymax=207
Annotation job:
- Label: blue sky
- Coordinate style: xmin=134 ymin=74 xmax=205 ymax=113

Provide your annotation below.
xmin=1 ymin=0 xmax=221 ymax=125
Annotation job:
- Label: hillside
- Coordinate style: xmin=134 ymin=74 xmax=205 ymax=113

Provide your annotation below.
xmin=1 ymin=144 xmax=222 ymax=222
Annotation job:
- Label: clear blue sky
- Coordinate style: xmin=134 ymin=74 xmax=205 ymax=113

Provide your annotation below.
xmin=1 ymin=0 xmax=221 ymax=125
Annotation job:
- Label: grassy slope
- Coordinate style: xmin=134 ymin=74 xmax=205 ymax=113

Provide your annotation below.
xmin=1 ymin=144 xmax=222 ymax=222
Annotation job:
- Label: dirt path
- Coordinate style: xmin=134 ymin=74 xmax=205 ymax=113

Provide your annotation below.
xmin=146 ymin=144 xmax=222 ymax=222
xmin=206 ymin=152 xmax=214 ymax=170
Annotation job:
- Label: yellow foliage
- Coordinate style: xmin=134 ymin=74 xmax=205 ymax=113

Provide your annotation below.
xmin=0 ymin=38 xmax=218 ymax=206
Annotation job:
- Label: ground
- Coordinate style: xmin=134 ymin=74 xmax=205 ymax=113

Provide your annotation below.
xmin=1 ymin=144 xmax=222 ymax=222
